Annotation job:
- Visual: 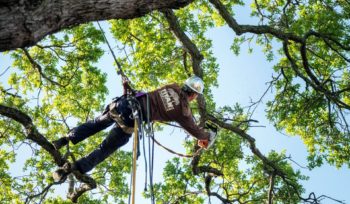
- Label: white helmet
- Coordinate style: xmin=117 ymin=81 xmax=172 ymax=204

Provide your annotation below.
xmin=184 ymin=76 xmax=204 ymax=94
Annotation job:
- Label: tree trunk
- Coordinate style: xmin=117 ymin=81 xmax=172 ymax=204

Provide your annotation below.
xmin=0 ymin=0 xmax=193 ymax=52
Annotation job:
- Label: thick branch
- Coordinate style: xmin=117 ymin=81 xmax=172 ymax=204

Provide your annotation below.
xmin=299 ymin=42 xmax=321 ymax=86
xmin=0 ymin=0 xmax=194 ymax=51
xmin=68 ymin=173 xmax=97 ymax=203
xmin=0 ymin=104 xmax=64 ymax=165
xmin=162 ymin=12 xmax=209 ymax=171
xmin=162 ymin=9 xmax=204 ymax=73
xmin=0 ymin=104 xmax=96 ymax=202
xmin=198 ymin=166 xmax=224 ymax=176
xmin=162 ymin=9 xmax=207 ymax=125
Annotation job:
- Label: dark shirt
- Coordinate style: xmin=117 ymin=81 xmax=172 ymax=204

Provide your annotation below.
xmin=139 ymin=83 xmax=209 ymax=140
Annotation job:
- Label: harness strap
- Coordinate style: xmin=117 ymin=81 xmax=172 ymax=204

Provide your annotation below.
xmin=108 ymin=102 xmax=134 ymax=134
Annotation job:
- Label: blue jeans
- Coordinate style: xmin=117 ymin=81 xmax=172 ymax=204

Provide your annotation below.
xmin=69 ymin=96 xmax=135 ymax=174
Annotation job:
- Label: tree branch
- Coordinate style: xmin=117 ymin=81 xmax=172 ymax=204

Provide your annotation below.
xmin=207 ymin=113 xmax=345 ymax=203
xmin=0 ymin=104 xmax=65 ymax=165
xmin=283 ymin=40 xmax=350 ymax=110
xmin=0 ymin=66 xmax=11 ymax=77
xmin=210 ymin=0 xmax=350 ymax=114
xmin=22 ymin=48 xmax=64 ymax=87
xmin=209 ymin=0 xmax=302 ymax=42
xmin=0 ymin=104 xmax=96 ymax=203
xmin=268 ymin=173 xmax=276 ymax=204
xmin=0 ymin=0 xmax=195 ymax=51
xmin=162 ymin=9 xmax=207 ymax=126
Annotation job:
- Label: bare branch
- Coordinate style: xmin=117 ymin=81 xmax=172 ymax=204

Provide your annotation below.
xmin=0 ymin=66 xmax=11 ymax=77
xmin=285 ymin=156 xmax=309 ymax=170
xmin=247 ymin=73 xmax=281 ymax=119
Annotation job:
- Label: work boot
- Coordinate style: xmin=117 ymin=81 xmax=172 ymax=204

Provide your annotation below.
xmin=52 ymin=162 xmax=76 ymax=182
xmin=52 ymin=137 xmax=69 ymax=150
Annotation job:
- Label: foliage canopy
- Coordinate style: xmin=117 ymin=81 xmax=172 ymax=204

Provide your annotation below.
xmin=0 ymin=0 xmax=349 ymax=203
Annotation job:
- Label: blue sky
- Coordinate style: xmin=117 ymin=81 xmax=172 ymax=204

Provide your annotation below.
xmin=1 ymin=2 xmax=350 ymax=204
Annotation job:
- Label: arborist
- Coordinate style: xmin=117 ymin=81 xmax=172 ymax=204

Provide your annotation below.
xmin=52 ymin=76 xmax=217 ymax=182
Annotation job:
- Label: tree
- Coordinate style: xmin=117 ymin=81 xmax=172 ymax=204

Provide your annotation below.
xmin=0 ymin=0 xmax=349 ymax=203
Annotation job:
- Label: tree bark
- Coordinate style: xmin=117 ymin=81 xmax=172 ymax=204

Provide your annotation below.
xmin=0 ymin=0 xmax=193 ymax=52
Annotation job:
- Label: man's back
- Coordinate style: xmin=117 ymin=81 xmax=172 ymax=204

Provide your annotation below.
xmin=146 ymin=83 xmax=189 ymax=122
xmin=141 ymin=83 xmax=209 ymax=140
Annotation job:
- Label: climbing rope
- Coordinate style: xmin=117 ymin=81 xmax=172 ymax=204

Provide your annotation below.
xmin=131 ymin=118 xmax=138 ymax=204
xmin=97 ymin=21 xmax=135 ymax=95
xmin=96 ymin=21 xmax=125 ymax=79
xmin=144 ymin=95 xmax=155 ymax=204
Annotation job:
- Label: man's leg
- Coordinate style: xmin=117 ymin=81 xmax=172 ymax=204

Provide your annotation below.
xmin=53 ymin=126 xmax=131 ymax=181
xmin=74 ymin=126 xmax=131 ymax=174
xmin=52 ymin=109 xmax=114 ymax=150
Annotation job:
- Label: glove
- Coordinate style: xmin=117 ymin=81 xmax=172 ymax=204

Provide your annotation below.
xmin=198 ymin=130 xmax=217 ymax=150
xmin=198 ymin=139 xmax=209 ymax=149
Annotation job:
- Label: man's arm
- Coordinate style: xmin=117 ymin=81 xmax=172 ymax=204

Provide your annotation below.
xmin=177 ymin=115 xmax=210 ymax=140
xmin=177 ymin=116 xmax=219 ymax=149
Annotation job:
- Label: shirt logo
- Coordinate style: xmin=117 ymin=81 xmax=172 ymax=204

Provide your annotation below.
xmin=159 ymin=88 xmax=180 ymax=111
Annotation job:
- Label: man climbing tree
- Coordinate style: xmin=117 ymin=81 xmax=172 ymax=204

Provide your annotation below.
xmin=52 ymin=76 xmax=217 ymax=181
xmin=1 ymin=0 xmax=350 ymax=203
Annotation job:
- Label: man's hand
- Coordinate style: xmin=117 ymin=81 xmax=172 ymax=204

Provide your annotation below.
xmin=122 ymin=76 xmax=130 ymax=85
xmin=198 ymin=139 xmax=209 ymax=149
xmin=198 ymin=129 xmax=218 ymax=150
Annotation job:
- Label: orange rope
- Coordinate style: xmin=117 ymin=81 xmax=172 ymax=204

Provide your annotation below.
xmin=131 ymin=119 xmax=138 ymax=204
